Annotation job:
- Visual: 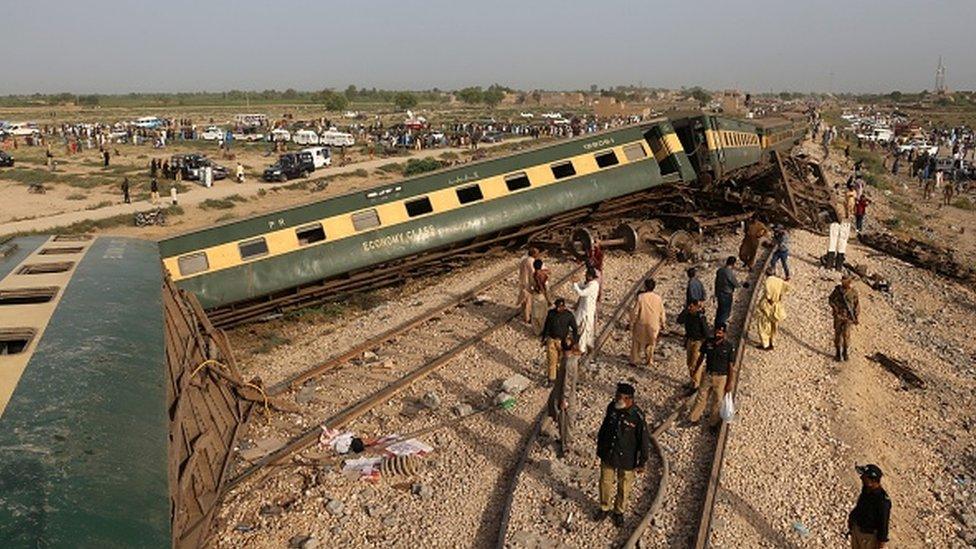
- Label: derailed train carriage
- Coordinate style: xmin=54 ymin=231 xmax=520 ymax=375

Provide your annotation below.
xmin=159 ymin=113 xmax=805 ymax=324
xmin=0 ymin=112 xmax=804 ymax=547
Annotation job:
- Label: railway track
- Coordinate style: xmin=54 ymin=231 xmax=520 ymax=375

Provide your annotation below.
xmin=220 ymin=262 xmax=585 ymax=495
xmin=495 ymin=244 xmax=773 ymax=549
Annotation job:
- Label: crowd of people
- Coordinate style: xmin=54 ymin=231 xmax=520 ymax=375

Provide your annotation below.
xmin=513 ymin=193 xmax=889 ymax=545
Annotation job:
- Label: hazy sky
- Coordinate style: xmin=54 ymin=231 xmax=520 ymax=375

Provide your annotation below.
xmin=5 ymin=0 xmax=974 ymax=95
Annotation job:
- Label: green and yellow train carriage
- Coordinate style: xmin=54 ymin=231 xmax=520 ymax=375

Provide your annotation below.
xmin=754 ymin=116 xmax=805 ymax=152
xmin=159 ymin=119 xmax=695 ymax=310
xmin=670 ymin=113 xmax=762 ymax=184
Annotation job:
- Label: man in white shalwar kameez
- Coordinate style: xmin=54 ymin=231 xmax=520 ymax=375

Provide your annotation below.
xmin=573 ymin=268 xmax=600 ymax=353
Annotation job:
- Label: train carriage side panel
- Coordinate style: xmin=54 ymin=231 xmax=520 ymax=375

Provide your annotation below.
xmin=161 ymin=122 xmax=691 ymax=309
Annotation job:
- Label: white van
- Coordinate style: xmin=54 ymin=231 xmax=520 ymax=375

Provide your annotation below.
xmin=318 ymin=129 xmax=355 ymax=147
xmin=270 ymin=128 xmax=292 ymax=142
xmin=292 ymin=129 xmax=319 ymax=146
xmin=301 ymin=147 xmax=332 ymax=169
xmin=7 ymin=122 xmax=40 ymax=136
xmin=201 ymin=126 xmax=225 ymax=141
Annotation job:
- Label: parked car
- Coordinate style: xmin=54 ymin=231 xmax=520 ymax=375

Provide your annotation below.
xmin=270 ymin=128 xmax=292 ymax=142
xmin=481 ymin=132 xmax=505 ymax=143
xmin=132 ymin=116 xmax=165 ymax=129
xmin=318 ymin=129 xmax=355 ymax=147
xmin=292 ymin=129 xmax=319 ymax=146
xmin=200 ymin=126 xmax=225 ymax=141
xmin=168 ymin=154 xmax=228 ymax=181
xmin=263 ymin=152 xmax=315 ymax=182
xmin=898 ymin=140 xmax=938 ymax=156
xmin=0 ymin=151 xmax=14 ymax=167
xmin=6 ymin=122 xmax=40 ymax=137
xmin=231 ymin=130 xmax=265 ymax=142
xmin=301 ymin=147 xmax=332 ymax=169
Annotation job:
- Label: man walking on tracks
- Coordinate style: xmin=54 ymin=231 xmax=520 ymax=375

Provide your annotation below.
xmin=547 ymin=336 xmax=580 ymax=455
xmin=847 ymin=464 xmax=891 ymax=549
xmin=541 ymin=298 xmax=579 ymax=384
xmin=573 ymin=268 xmax=600 ymax=353
xmin=517 ymin=247 xmax=540 ymax=323
xmin=829 ymin=275 xmax=860 ymax=361
xmin=595 ymin=382 xmax=650 ymax=527
xmin=754 ymin=268 xmax=788 ymax=350
xmin=714 ymin=257 xmax=746 ymax=329
xmin=629 ymin=278 xmax=666 ymax=368
xmin=678 ymin=300 xmax=709 ymax=389
xmin=738 ymin=218 xmax=768 ymax=270
xmin=770 ymin=225 xmax=790 ymax=279
xmin=689 ymin=323 xmax=736 ymax=430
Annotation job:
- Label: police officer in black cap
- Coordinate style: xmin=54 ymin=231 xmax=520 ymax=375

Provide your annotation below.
xmin=595 ymin=382 xmax=650 ymax=527
xmin=847 ymin=464 xmax=891 ymax=549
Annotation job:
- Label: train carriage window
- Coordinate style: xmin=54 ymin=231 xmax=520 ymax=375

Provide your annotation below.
xmin=239 ymin=238 xmax=269 ymax=260
xmin=296 ymin=223 xmax=326 ymax=245
xmin=405 ymin=196 xmax=434 ymax=217
xmin=177 ymin=252 xmax=209 ymax=276
xmin=0 ymin=287 xmax=58 ymax=305
xmin=456 ymin=184 xmax=484 ymax=204
xmin=17 ymin=262 xmax=74 ymax=275
xmin=594 ymin=150 xmax=619 ymax=168
xmin=550 ymin=161 xmax=576 ymax=179
xmin=0 ymin=328 xmax=35 ymax=355
xmin=622 ymin=143 xmax=647 ymax=162
xmin=39 ymin=247 xmax=84 ymax=255
xmin=504 ymin=172 xmax=531 ymax=191
xmin=352 ymin=209 xmax=381 ymax=231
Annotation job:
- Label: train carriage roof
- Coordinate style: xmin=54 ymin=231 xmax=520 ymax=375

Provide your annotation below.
xmin=159 ymin=119 xmax=673 ymax=257
xmin=752 ymin=117 xmax=795 ymax=133
xmin=0 ymin=235 xmax=169 ymax=547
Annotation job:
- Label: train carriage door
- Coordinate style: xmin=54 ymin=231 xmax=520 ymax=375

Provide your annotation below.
xmin=673 ymin=119 xmax=708 ymax=181
xmin=708 ymin=117 xmax=725 ymax=182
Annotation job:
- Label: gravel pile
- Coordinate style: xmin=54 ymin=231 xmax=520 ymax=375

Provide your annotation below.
xmin=709 ymin=229 xmax=976 ymax=548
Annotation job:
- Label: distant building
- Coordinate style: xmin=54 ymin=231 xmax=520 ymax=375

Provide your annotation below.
xmin=592 ymin=97 xmax=651 ymax=118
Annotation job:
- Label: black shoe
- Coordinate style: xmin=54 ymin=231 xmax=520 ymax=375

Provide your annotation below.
xmin=611 ymin=512 xmax=624 ymax=527
xmin=594 ymin=509 xmax=610 ymax=522
xmin=842 ymin=348 xmax=849 ymax=361
xmin=767 ymin=343 xmax=774 ymax=351
xmin=835 ymin=350 xmax=842 ymax=362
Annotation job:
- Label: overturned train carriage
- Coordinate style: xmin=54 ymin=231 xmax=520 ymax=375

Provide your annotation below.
xmin=0 ymin=235 xmax=247 ymax=548
xmin=159 ymin=119 xmax=697 ymax=318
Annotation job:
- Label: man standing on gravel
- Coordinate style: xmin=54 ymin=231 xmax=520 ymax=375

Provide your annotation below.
xmin=629 ymin=278 xmax=666 ymax=368
xmin=714 ymin=257 xmax=745 ymax=329
xmin=595 ymin=382 xmax=649 ymax=527
xmin=517 ymin=247 xmax=540 ymax=323
xmin=541 ymin=298 xmax=579 ymax=384
xmin=829 ymin=275 xmax=860 ymax=362
xmin=573 ymin=268 xmax=600 ymax=353
xmin=754 ymin=268 xmax=788 ymax=350
xmin=847 ymin=464 xmax=891 ymax=549
xmin=689 ymin=323 xmax=736 ymax=429
xmin=738 ymin=218 xmax=768 ymax=270
xmin=685 ymin=267 xmax=706 ymax=309
xmin=678 ymin=300 xmax=709 ymax=389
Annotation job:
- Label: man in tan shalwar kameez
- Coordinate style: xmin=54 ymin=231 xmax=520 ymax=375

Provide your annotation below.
xmin=754 ymin=269 xmax=788 ymax=350
xmin=738 ymin=218 xmax=769 ymax=270
xmin=629 ymin=278 xmax=666 ymax=367
xmin=516 ymin=247 xmax=540 ymax=322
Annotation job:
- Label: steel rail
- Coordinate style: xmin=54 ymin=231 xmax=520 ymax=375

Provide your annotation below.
xmin=494 ymin=256 xmax=669 ymax=549
xmin=220 ymin=264 xmax=584 ymax=494
xmin=266 ymin=265 xmax=517 ymax=395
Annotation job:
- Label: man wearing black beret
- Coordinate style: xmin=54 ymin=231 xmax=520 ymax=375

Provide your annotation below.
xmin=595 ymin=382 xmax=650 ymax=527
xmin=848 ymin=464 xmax=891 ymax=548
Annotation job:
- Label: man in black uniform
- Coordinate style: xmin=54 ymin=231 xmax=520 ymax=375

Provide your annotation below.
xmin=847 ymin=464 xmax=891 ymax=549
xmin=689 ymin=323 xmax=736 ymax=429
xmin=595 ymin=383 xmax=650 ymax=527
xmin=540 ymin=298 xmax=579 ymax=384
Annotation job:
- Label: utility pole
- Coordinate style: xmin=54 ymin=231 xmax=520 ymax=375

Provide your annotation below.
xmin=935 ymin=56 xmax=947 ymax=95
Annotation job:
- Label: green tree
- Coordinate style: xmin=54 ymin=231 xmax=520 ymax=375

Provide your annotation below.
xmin=394 ymin=92 xmax=418 ymax=110
xmin=888 ymin=90 xmax=903 ymax=101
xmin=689 ymin=87 xmax=712 ymax=104
xmin=457 ymin=86 xmax=484 ymax=104
xmin=344 ymin=85 xmax=358 ymax=100
xmin=483 ymin=87 xmax=505 ymax=108
xmin=319 ymin=90 xmax=348 ymax=111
